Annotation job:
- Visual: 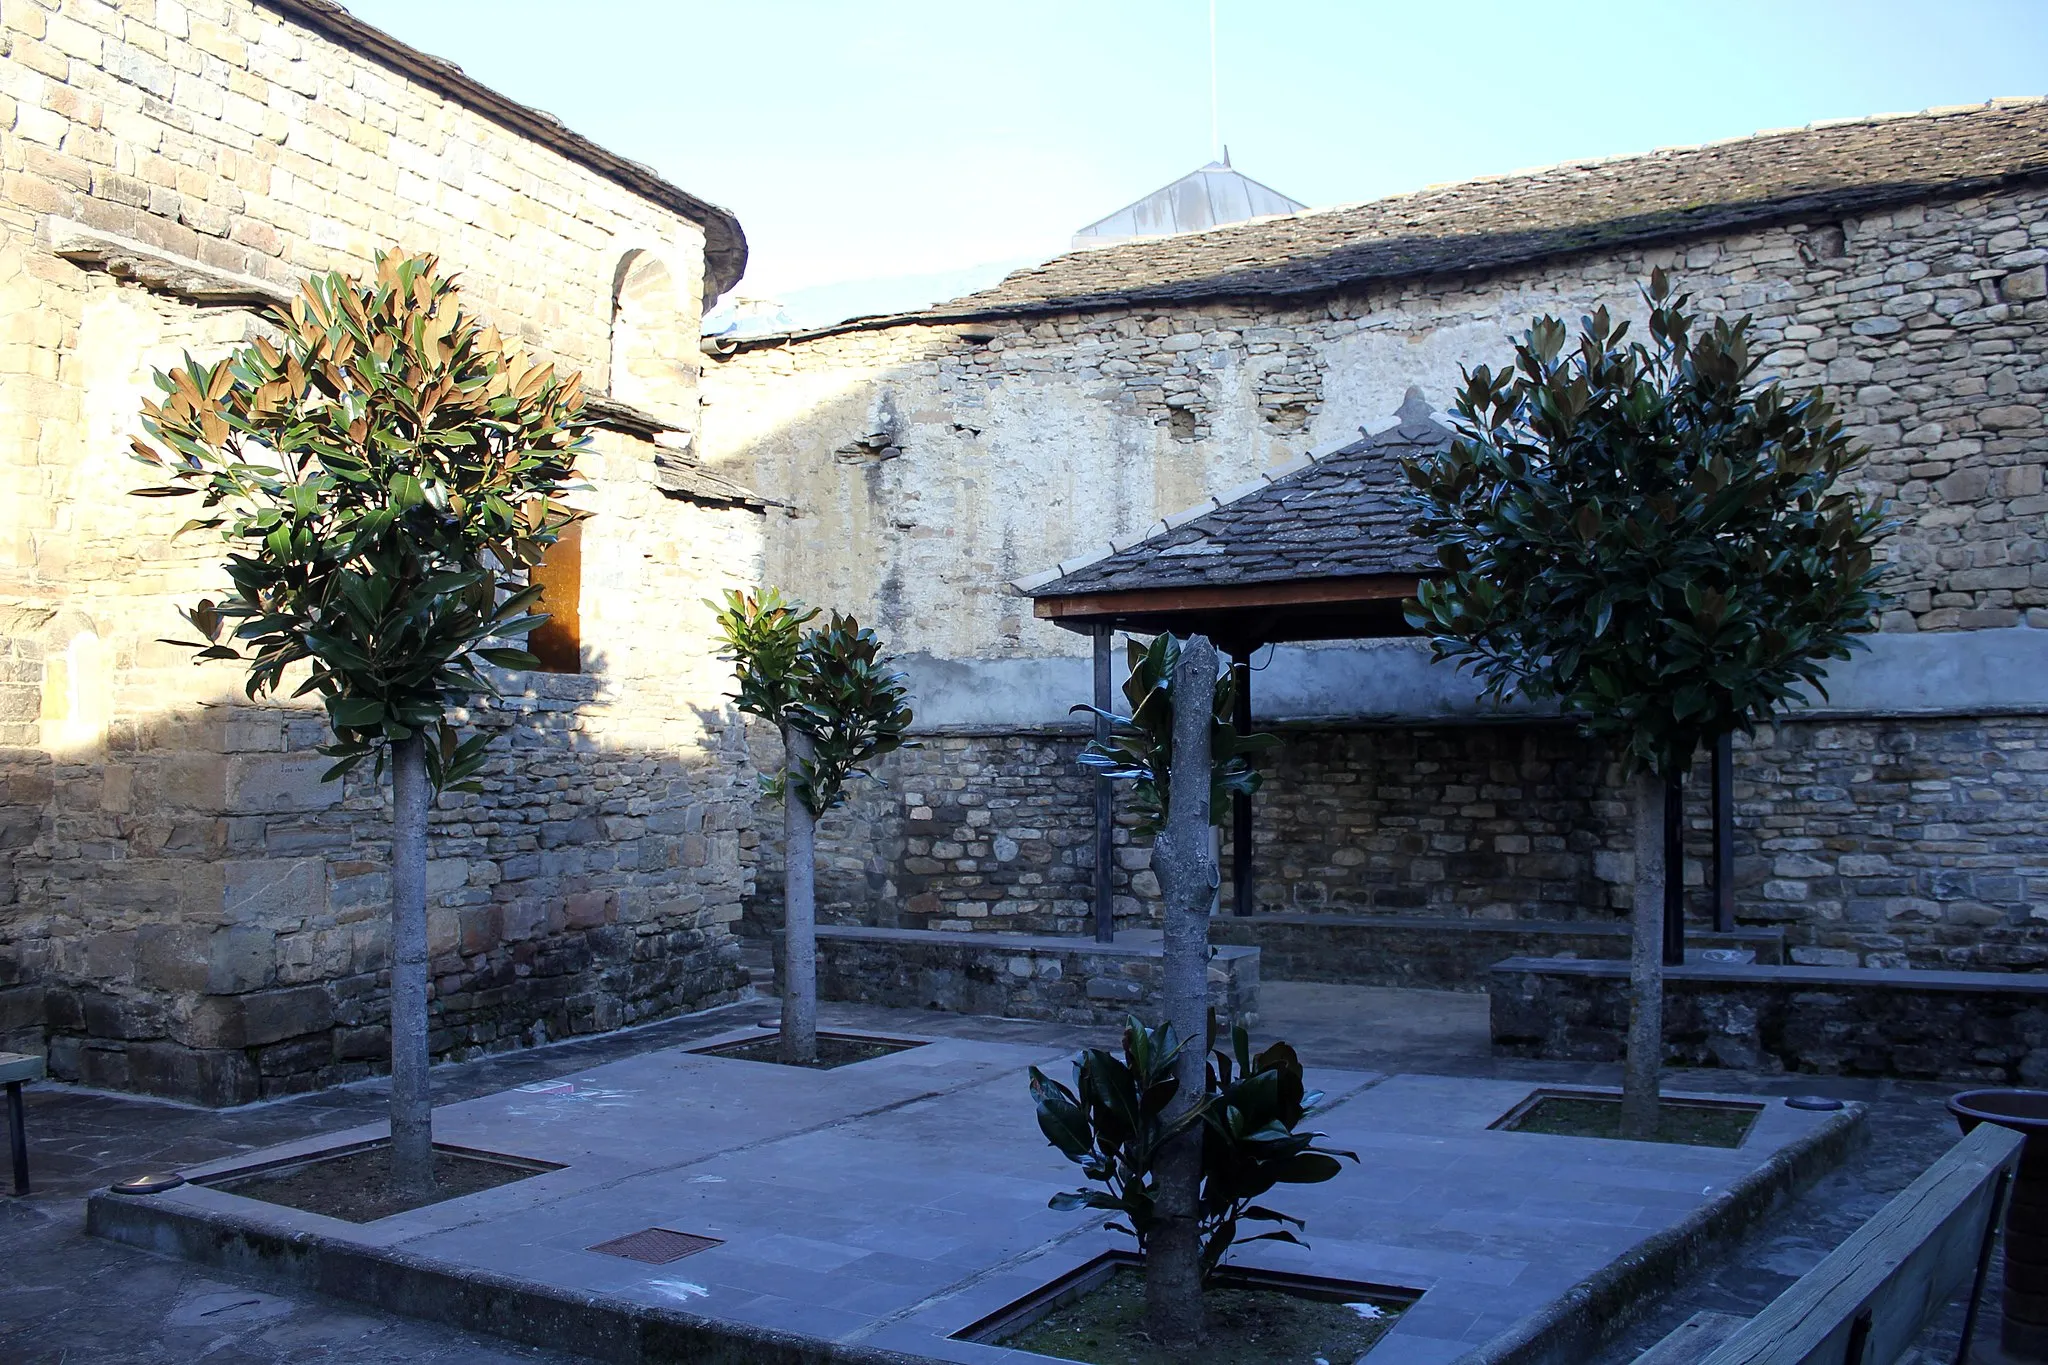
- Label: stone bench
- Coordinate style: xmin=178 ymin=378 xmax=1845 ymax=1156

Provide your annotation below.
xmin=1490 ymin=956 xmax=2048 ymax=1083
xmin=2 ymin=1050 xmax=43 ymax=1196
xmin=787 ymin=925 xmax=1259 ymax=1028
xmin=1634 ymin=1119 xmax=2021 ymax=1363
xmin=1209 ymin=912 xmax=1782 ymax=990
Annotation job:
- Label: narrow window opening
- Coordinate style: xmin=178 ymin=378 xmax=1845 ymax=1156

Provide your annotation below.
xmin=527 ymin=520 xmax=583 ymax=674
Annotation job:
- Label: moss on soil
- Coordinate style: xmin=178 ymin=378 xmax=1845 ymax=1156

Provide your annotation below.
xmin=1505 ymin=1094 xmax=1758 ymax=1147
xmin=701 ymin=1033 xmax=919 ymax=1069
xmin=215 ymin=1147 xmax=539 ymax=1223
xmin=1005 ymin=1265 xmax=1400 ymax=1365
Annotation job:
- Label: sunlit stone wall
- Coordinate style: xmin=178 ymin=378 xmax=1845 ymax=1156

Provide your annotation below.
xmin=0 ymin=0 xmax=757 ymax=1101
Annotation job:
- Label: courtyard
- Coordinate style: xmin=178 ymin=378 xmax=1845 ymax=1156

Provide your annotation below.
xmin=1 ymin=985 xmax=1992 ymax=1364
xmin=3 ymin=0 xmax=2046 ymax=1362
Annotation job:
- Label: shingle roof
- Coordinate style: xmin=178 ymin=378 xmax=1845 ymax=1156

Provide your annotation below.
xmin=728 ymin=99 xmax=2048 ymax=346
xmin=1020 ymin=388 xmax=1449 ymax=600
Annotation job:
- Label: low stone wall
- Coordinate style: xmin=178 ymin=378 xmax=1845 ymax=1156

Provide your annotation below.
xmin=754 ymin=712 xmax=2048 ymax=975
xmin=1490 ymin=956 xmax=2048 ymax=1084
xmin=793 ymin=925 xmax=1259 ymax=1028
xmin=1210 ymin=914 xmax=1784 ymax=990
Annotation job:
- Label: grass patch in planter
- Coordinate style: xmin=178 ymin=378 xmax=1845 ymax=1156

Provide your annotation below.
xmin=965 ymin=1251 xmax=1411 ymax=1365
xmin=690 ymin=1030 xmax=925 ymax=1069
xmin=205 ymin=1140 xmax=560 ymax=1223
xmin=1493 ymin=1089 xmax=1761 ymax=1148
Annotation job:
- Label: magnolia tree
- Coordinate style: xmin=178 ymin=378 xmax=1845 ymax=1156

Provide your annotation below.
xmin=1035 ymin=634 xmax=1348 ymax=1350
xmin=1403 ymin=272 xmax=1888 ymax=1137
xmin=132 ymin=253 xmax=587 ymax=1193
xmin=712 ymin=590 xmax=912 ymax=1064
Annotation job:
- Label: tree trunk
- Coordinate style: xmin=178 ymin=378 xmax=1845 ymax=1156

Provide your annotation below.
xmin=1621 ymin=768 xmax=1669 ymax=1141
xmin=388 ymin=733 xmax=435 ymax=1195
xmin=1145 ymin=634 xmax=1217 ymax=1351
xmin=780 ymin=727 xmax=819 ymax=1066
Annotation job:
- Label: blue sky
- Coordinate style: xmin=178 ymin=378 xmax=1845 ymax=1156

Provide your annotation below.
xmin=346 ymin=1 xmax=2048 ymax=312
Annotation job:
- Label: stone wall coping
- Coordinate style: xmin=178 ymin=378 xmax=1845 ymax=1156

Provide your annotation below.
xmin=812 ymin=923 xmax=1257 ymax=962
xmin=1235 ymin=913 xmax=1784 ymax=943
xmin=1491 ymin=956 xmax=2048 ymax=994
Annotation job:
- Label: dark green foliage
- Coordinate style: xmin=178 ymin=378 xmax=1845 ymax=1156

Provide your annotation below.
xmin=1073 ymin=634 xmax=1275 ymax=836
xmin=786 ymin=611 xmax=915 ymax=814
xmin=1402 ymin=271 xmax=1891 ymax=779
xmin=130 ymin=252 xmax=589 ymax=792
xmin=709 ymin=588 xmax=914 ymax=816
xmin=1029 ymin=1016 xmax=1354 ymax=1282
xmin=708 ymin=587 xmax=815 ymax=724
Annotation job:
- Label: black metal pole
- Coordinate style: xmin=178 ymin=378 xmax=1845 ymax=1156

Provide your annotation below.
xmin=1232 ymin=654 xmax=1255 ymax=917
xmin=7 ymin=1080 xmax=26 ymax=1195
xmin=1662 ymin=769 xmax=1686 ymax=967
xmin=1093 ymin=625 xmax=1115 ymax=944
xmin=1713 ymin=730 xmax=1735 ymax=934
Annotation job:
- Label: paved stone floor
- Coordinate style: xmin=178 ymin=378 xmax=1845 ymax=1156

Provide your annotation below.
xmin=0 ymin=982 xmax=1994 ymax=1364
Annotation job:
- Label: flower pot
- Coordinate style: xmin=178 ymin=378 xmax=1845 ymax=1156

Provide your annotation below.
xmin=1951 ymin=1088 xmax=2048 ymax=1361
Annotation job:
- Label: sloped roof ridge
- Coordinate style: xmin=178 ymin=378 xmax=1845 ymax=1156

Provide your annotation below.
xmin=1008 ymin=441 xmax=1349 ymax=594
xmin=722 ymin=97 xmax=2048 ymax=349
xmin=259 ymin=0 xmax=747 ymax=301
xmin=1016 ymin=388 xmax=1449 ymax=600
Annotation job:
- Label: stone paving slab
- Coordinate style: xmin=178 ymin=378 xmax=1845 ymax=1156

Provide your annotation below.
xmin=88 ymin=1017 xmax=1859 ymax=1364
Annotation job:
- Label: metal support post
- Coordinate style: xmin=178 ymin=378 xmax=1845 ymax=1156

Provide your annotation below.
xmin=1093 ymin=625 xmax=1116 ymax=944
xmin=1231 ymin=654 xmax=1254 ymax=917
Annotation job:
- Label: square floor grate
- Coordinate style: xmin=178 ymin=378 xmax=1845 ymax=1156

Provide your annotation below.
xmin=587 ymin=1227 xmax=723 ymax=1264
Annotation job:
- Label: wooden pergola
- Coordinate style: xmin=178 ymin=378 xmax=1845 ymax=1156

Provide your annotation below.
xmin=1017 ymin=390 xmax=1735 ymax=951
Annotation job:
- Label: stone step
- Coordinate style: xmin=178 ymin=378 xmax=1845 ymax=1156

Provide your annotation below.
xmin=740 ymin=938 xmax=776 ymax=992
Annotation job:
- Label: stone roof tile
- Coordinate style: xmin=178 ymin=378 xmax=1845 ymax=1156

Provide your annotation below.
xmin=734 ymin=100 xmax=2048 ymax=345
xmin=1024 ymin=389 xmax=1449 ymax=599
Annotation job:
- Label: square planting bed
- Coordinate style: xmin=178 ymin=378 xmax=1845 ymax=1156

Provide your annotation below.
xmin=198 ymin=1138 xmax=562 ymax=1223
xmin=687 ymin=1027 xmax=928 ymax=1069
xmin=957 ymin=1249 xmax=1418 ymax=1365
xmin=1491 ymin=1088 xmax=1763 ymax=1148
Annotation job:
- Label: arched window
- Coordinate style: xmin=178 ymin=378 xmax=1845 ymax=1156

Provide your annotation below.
xmin=609 ymin=250 xmax=693 ymax=421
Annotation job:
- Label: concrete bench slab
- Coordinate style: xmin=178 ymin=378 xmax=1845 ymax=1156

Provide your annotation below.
xmin=1491 ymin=956 xmax=2048 ymax=1083
xmin=0 ymin=1052 xmax=45 ymax=1085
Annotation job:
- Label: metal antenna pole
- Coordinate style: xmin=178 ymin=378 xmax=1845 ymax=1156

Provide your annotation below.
xmin=1209 ymin=0 xmax=1220 ymax=163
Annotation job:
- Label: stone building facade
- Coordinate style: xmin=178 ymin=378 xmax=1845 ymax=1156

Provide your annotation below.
xmin=701 ymin=101 xmax=2048 ymax=972
xmin=0 ymin=0 xmax=768 ymax=1102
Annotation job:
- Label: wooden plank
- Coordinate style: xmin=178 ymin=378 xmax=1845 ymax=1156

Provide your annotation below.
xmin=0 ymin=1052 xmax=43 ymax=1084
xmin=1032 ymin=574 xmax=1420 ymax=620
xmin=1634 ymin=1310 xmax=1753 ymax=1364
xmin=1699 ymin=1121 xmax=2022 ymax=1365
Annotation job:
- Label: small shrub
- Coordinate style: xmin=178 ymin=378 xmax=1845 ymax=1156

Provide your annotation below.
xmin=1029 ymin=1015 xmax=1355 ymax=1281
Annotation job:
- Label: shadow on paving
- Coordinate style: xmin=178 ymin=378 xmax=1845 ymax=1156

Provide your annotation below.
xmin=0 ymin=980 xmax=1995 ymax=1364
xmin=1257 ymin=982 xmax=1990 ymax=1364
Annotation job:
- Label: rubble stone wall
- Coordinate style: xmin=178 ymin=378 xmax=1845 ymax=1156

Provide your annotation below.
xmin=708 ymin=177 xmax=2048 ymax=971
xmin=744 ymin=713 xmax=2048 ymax=974
xmin=0 ymin=0 xmax=757 ymax=1103
xmin=702 ymin=184 xmax=2048 ymax=656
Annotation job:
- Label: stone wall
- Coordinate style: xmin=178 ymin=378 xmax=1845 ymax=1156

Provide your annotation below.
xmin=701 ymin=183 xmax=2048 ymax=657
xmin=800 ymin=924 xmax=1259 ymax=1030
xmin=1490 ymin=956 xmax=2048 ymax=1084
xmin=707 ymin=156 xmax=2048 ymax=973
xmin=742 ymin=711 xmax=2048 ymax=974
xmin=0 ymin=0 xmax=761 ymax=1102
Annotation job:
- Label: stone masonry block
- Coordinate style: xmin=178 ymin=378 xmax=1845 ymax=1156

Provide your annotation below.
xmin=226 ymin=755 xmax=341 ymax=813
xmin=223 ymin=857 xmax=328 ymax=925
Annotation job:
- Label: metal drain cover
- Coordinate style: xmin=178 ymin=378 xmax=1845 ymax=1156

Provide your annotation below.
xmin=587 ymin=1227 xmax=723 ymax=1264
